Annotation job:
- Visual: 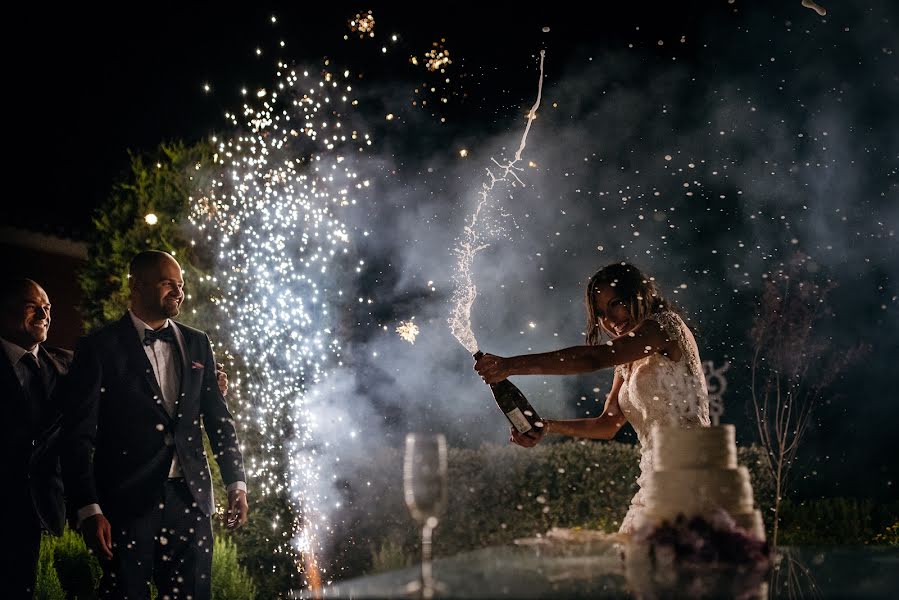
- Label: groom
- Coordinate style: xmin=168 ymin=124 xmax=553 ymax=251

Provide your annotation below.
xmin=61 ymin=250 xmax=248 ymax=599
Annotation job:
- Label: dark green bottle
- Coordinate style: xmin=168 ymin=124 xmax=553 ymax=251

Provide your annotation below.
xmin=473 ymin=351 xmax=543 ymax=434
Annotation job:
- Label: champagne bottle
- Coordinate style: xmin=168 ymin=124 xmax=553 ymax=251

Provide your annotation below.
xmin=473 ymin=351 xmax=543 ymax=434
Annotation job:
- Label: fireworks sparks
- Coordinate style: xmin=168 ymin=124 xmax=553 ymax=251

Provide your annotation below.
xmin=190 ymin=58 xmax=369 ymax=586
xmin=424 ymin=40 xmax=452 ymax=72
xmin=448 ymin=50 xmax=546 ymax=354
xmin=407 ymin=38 xmax=461 ymax=122
xmin=396 ymin=319 xmax=420 ymax=344
xmin=349 ymin=11 xmax=375 ymax=38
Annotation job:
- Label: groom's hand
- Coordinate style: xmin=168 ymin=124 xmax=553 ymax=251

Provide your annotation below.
xmin=225 ymin=489 xmax=249 ymax=529
xmin=82 ymin=514 xmax=113 ymax=560
xmin=216 ymin=363 xmax=229 ymax=395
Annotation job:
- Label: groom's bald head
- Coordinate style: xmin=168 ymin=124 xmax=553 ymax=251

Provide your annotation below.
xmin=128 ymin=251 xmax=184 ymax=322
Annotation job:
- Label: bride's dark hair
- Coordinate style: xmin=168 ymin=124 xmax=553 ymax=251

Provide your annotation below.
xmin=584 ymin=262 xmax=677 ymax=345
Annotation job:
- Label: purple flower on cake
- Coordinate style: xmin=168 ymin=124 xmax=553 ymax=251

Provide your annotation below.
xmin=632 ymin=509 xmax=770 ymax=569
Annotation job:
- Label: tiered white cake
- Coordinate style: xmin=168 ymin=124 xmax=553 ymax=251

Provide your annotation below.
xmin=640 ymin=424 xmax=765 ymax=540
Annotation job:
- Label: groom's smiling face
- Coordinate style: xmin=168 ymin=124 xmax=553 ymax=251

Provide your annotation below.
xmin=133 ymin=255 xmax=185 ymax=321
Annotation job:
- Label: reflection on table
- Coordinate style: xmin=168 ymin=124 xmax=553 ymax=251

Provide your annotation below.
xmin=295 ymin=537 xmax=899 ymax=599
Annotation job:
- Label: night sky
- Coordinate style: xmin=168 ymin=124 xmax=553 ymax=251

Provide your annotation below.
xmin=8 ymin=1 xmax=898 ymax=503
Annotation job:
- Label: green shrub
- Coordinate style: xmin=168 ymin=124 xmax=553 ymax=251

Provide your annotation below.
xmin=370 ymin=534 xmax=414 ymax=573
xmin=37 ymin=528 xmax=263 ymax=599
xmin=778 ymin=498 xmax=899 ymax=545
xmin=218 ymin=492 xmax=300 ymax=598
xmin=327 ymin=440 xmax=643 ymax=577
xmin=35 ymin=528 xmax=100 ymax=599
xmin=212 ymin=536 xmax=258 ymax=600
xmin=51 ymin=527 xmax=102 ymax=599
xmin=325 ymin=440 xmax=775 ymax=579
xmin=35 ymin=534 xmax=65 ymax=600
xmin=870 ymin=521 xmax=899 ymax=546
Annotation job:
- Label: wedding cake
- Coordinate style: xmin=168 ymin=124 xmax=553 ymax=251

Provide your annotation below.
xmin=624 ymin=425 xmax=769 ymax=598
xmin=637 ymin=424 xmax=765 ymax=540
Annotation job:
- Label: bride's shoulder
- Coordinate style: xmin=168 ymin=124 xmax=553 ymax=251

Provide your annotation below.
xmin=630 ymin=318 xmax=674 ymax=352
xmin=643 ymin=310 xmax=691 ymax=356
xmin=648 ymin=308 xmax=688 ymax=333
xmin=637 ymin=310 xmax=675 ymax=334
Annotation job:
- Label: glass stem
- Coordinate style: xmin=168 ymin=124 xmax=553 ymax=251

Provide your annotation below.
xmin=421 ymin=522 xmax=435 ymax=598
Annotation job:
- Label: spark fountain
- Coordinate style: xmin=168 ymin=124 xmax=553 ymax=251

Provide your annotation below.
xmin=190 ymin=59 xmax=370 ymax=590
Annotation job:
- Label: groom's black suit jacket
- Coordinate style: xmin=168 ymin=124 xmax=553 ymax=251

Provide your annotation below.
xmin=61 ymin=314 xmax=245 ymax=520
xmin=2 ymin=343 xmax=72 ymax=535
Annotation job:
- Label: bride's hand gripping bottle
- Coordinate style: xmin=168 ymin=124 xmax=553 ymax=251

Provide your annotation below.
xmin=473 ymin=351 xmax=543 ymax=434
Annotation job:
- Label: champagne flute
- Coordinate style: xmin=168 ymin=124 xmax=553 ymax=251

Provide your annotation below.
xmin=403 ymin=433 xmax=448 ymax=598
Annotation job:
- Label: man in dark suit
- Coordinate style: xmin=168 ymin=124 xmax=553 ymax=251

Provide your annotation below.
xmin=1 ymin=278 xmax=72 ymax=598
xmin=61 ymin=250 xmax=249 ymax=599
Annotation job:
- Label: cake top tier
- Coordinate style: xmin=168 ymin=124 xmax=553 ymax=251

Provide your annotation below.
xmin=653 ymin=424 xmax=737 ymax=471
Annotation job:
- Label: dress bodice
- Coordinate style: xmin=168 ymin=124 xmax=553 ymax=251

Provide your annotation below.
xmin=615 ymin=309 xmax=710 ymax=534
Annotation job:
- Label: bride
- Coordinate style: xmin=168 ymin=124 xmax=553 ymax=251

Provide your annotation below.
xmin=474 ymin=262 xmax=710 ymax=535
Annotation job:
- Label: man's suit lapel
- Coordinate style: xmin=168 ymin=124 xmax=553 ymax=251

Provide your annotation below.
xmin=116 ymin=315 xmax=173 ymax=425
xmin=0 ymin=352 xmax=27 ymax=414
xmin=36 ymin=346 xmax=59 ymax=398
xmin=34 ymin=346 xmax=65 ymax=431
xmin=170 ymin=322 xmax=193 ymax=423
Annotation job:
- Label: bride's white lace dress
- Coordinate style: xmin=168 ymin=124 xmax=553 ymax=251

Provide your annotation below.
xmin=615 ymin=309 xmax=710 ymax=535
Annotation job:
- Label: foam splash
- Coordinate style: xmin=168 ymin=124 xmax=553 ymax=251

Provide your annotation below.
xmin=801 ymin=0 xmax=826 ymax=17
xmin=448 ymin=50 xmax=546 ymax=353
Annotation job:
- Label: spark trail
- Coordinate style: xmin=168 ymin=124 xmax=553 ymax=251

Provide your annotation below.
xmin=448 ymin=50 xmax=546 ymax=353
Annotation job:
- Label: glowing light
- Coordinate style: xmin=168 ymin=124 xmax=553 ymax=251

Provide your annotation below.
xmin=424 ymin=40 xmax=451 ymax=72
xmin=349 ymin=11 xmax=375 ymax=38
xmin=396 ymin=320 xmax=420 ymax=344
xmin=145 ymin=213 xmax=159 ymax=225
xmin=448 ymin=51 xmax=546 ymax=353
xmin=190 ymin=56 xmax=368 ymax=589
xmin=459 ymin=149 xmax=469 ymax=158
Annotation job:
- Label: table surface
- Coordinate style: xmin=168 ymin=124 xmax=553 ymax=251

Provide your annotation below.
xmin=296 ymin=539 xmax=899 ymax=599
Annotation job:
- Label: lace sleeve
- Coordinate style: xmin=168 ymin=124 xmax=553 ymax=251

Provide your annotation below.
xmin=652 ymin=309 xmax=704 ymax=384
xmin=653 ymin=309 xmax=711 ymax=426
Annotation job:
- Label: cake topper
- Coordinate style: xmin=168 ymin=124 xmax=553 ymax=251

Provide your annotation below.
xmin=703 ymin=360 xmax=730 ymax=426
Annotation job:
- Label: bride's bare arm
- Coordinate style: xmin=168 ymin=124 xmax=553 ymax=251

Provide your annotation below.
xmin=476 ymin=319 xmax=669 ymax=383
xmin=510 ymin=372 xmax=627 ymax=447
xmin=545 ymin=371 xmax=627 ymax=440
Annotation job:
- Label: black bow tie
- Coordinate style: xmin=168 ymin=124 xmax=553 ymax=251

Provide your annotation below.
xmin=143 ymin=327 xmax=176 ymax=346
